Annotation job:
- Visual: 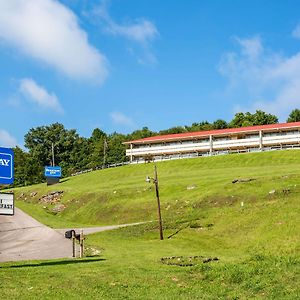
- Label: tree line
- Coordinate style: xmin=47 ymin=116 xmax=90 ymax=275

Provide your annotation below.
xmin=11 ymin=109 xmax=300 ymax=187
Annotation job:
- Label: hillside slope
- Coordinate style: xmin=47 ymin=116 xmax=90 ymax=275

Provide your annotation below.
xmin=15 ymin=150 xmax=300 ymax=228
xmin=16 ymin=150 xmax=300 ymax=223
xmin=13 ymin=149 xmax=300 ymax=255
xmin=3 ymin=150 xmax=300 ymax=299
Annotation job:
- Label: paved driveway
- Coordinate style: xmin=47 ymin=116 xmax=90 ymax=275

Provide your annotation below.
xmin=0 ymin=208 xmax=147 ymax=262
xmin=0 ymin=208 xmax=72 ymax=262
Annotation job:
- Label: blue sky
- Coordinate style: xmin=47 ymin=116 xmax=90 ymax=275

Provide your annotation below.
xmin=1 ymin=0 xmax=300 ymax=147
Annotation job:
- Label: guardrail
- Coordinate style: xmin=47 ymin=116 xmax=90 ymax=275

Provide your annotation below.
xmin=70 ymin=162 xmax=130 ymax=177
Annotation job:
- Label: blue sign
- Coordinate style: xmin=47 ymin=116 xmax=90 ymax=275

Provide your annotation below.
xmin=0 ymin=147 xmax=14 ymax=185
xmin=44 ymin=166 xmax=62 ymax=178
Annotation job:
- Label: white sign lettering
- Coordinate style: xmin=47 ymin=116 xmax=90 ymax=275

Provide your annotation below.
xmin=0 ymin=159 xmax=10 ymax=166
xmin=0 ymin=193 xmax=14 ymax=215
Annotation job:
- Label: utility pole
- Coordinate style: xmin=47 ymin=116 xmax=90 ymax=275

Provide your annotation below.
xmin=51 ymin=142 xmax=55 ymax=167
xmin=154 ymin=165 xmax=164 ymax=240
xmin=103 ymin=138 xmax=107 ymax=169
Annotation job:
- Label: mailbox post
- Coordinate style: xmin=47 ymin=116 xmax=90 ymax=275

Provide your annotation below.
xmin=72 ymin=231 xmax=75 ymax=258
xmin=79 ymin=230 xmax=84 ymax=258
xmin=65 ymin=229 xmax=84 ymax=258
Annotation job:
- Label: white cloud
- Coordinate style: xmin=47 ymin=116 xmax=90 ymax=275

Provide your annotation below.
xmin=218 ymin=34 xmax=300 ymax=120
xmin=20 ymin=78 xmax=63 ymax=113
xmin=104 ymin=17 xmax=158 ymax=45
xmin=236 ymin=36 xmax=263 ymax=60
xmin=95 ymin=1 xmax=158 ymax=45
xmin=0 ymin=0 xmax=108 ymax=82
xmin=110 ymin=111 xmax=134 ymax=127
xmin=0 ymin=130 xmax=18 ymax=148
xmin=292 ymin=23 xmax=300 ymax=39
xmin=94 ymin=0 xmax=158 ymax=64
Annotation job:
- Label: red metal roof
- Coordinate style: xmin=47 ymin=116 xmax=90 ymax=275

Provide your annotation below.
xmin=124 ymin=122 xmax=300 ymax=144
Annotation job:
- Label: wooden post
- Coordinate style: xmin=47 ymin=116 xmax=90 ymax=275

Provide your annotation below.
xmin=154 ymin=165 xmax=164 ymax=240
xmin=103 ymin=139 xmax=107 ymax=169
xmin=79 ymin=230 xmax=84 ymax=258
xmin=72 ymin=231 xmax=76 ymax=258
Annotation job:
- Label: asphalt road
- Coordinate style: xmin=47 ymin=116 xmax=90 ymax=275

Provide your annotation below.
xmin=0 ymin=208 xmax=72 ymax=262
xmin=0 ymin=208 xmax=147 ymax=263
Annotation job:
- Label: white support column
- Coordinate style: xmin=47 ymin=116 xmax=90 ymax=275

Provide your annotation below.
xmin=259 ymin=130 xmax=263 ymax=150
xmin=209 ymin=135 xmax=213 ymax=156
xmin=130 ymin=143 xmax=133 ymax=163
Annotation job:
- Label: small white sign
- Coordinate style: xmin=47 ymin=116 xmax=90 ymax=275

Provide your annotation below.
xmin=0 ymin=193 xmax=14 ymax=215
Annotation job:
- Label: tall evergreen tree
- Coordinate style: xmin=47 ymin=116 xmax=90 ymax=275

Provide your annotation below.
xmin=287 ymin=109 xmax=300 ymax=123
xmin=106 ymin=132 xmax=127 ymax=164
xmin=89 ymin=128 xmax=107 ymax=168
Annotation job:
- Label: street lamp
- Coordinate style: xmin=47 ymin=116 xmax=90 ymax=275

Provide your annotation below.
xmin=146 ymin=164 xmax=164 ymax=240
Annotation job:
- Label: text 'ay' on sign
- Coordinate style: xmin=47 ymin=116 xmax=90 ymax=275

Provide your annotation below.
xmin=0 ymin=147 xmax=14 ymax=185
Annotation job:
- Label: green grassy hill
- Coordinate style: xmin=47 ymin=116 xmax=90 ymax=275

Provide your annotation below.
xmin=2 ymin=150 xmax=300 ymax=299
xmin=14 ymin=149 xmax=300 ymax=229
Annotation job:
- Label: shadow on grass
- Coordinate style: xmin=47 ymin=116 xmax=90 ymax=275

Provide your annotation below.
xmin=0 ymin=257 xmax=105 ymax=269
xmin=59 ymin=178 xmax=70 ymax=183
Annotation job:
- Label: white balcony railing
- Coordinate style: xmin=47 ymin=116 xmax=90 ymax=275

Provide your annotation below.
xmin=263 ymin=134 xmax=300 ymax=145
xmin=213 ymin=138 xmax=259 ymax=149
xmin=126 ymin=141 xmax=211 ymax=156
xmin=126 ymin=133 xmax=300 ymax=158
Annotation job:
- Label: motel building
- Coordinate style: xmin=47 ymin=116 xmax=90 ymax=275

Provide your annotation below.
xmin=124 ymin=122 xmax=300 ymax=163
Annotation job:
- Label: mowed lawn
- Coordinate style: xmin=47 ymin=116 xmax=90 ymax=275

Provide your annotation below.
xmin=1 ymin=150 xmax=300 ymax=299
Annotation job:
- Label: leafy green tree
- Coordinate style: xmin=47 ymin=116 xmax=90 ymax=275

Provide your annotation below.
xmin=23 ymin=155 xmax=44 ymax=185
xmin=287 ymin=109 xmax=300 ymax=122
xmin=185 ymin=121 xmax=213 ymax=132
xmin=159 ymin=126 xmax=187 ymax=135
xmin=88 ymin=128 xmax=107 ymax=168
xmin=128 ymin=127 xmax=155 ymax=140
xmin=13 ymin=146 xmax=44 ymax=186
xmin=212 ymin=119 xmax=228 ymax=129
xmin=230 ymin=110 xmax=278 ymax=128
xmin=13 ymin=146 xmax=27 ymax=186
xmin=24 ymin=123 xmax=80 ymax=176
xmin=229 ymin=112 xmax=250 ymax=127
xmin=68 ymin=136 xmax=90 ymax=172
xmin=90 ymin=128 xmax=106 ymax=141
xmin=252 ymin=110 xmax=278 ymax=125
xmin=106 ymin=132 xmax=127 ymax=164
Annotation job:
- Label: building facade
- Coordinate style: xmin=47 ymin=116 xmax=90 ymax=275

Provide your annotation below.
xmin=123 ymin=122 xmax=300 ymax=163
